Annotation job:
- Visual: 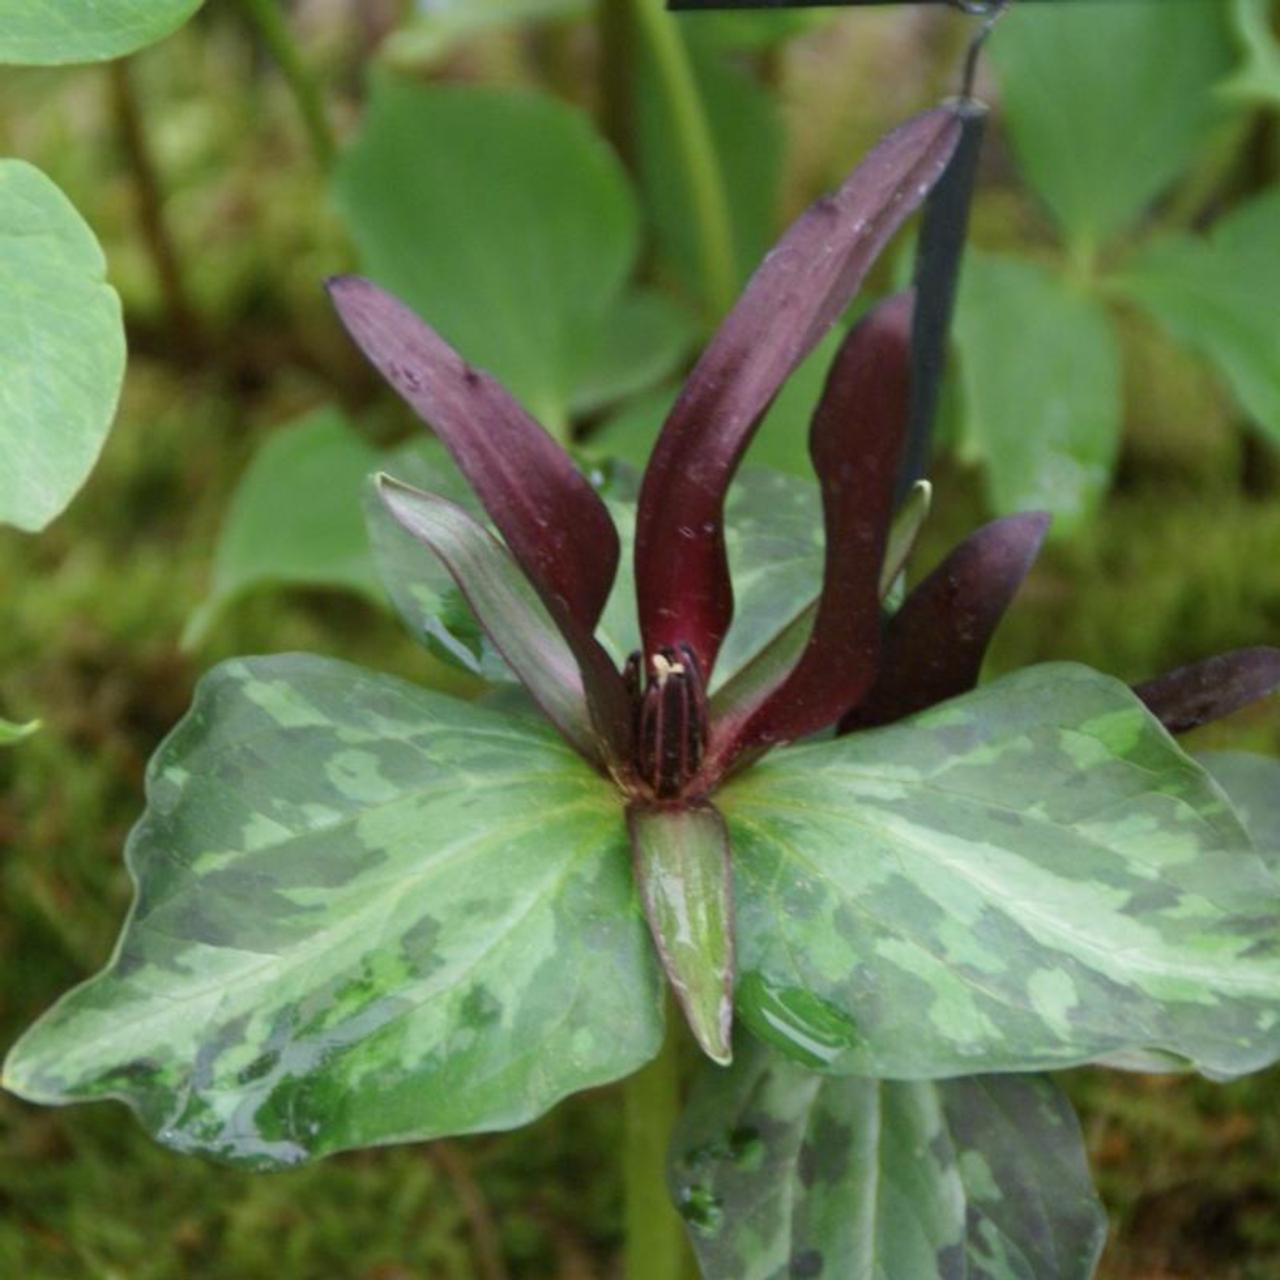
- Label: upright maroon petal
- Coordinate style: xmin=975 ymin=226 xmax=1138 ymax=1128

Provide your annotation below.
xmin=840 ymin=512 xmax=1050 ymax=734
xmin=1134 ymin=648 xmax=1280 ymax=734
xmin=703 ymin=292 xmax=913 ymax=775
xmin=328 ymin=276 xmax=619 ymax=632
xmin=634 ymin=106 xmax=963 ymax=677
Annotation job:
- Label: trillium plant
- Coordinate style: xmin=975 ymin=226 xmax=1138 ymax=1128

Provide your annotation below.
xmin=7 ymin=102 xmax=1280 ymax=1277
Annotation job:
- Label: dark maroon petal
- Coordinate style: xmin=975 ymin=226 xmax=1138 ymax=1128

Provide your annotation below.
xmin=704 ymin=292 xmax=913 ymax=772
xmin=327 ymin=275 xmax=619 ymax=633
xmin=377 ymin=477 xmax=634 ymax=773
xmin=1134 ymin=648 xmax=1280 ymax=735
xmin=634 ymin=106 xmax=964 ymax=677
xmin=840 ymin=511 xmax=1050 ymax=734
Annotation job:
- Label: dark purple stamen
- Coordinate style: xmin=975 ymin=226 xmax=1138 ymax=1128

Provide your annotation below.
xmin=628 ymin=644 xmax=709 ymax=800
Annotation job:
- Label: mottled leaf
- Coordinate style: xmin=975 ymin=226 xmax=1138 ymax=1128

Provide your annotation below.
xmin=954 ymin=253 xmax=1121 ymax=530
xmin=1199 ymin=751 xmax=1280 ymax=873
xmin=628 ymin=803 xmax=734 ymax=1064
xmin=331 ymin=80 xmax=650 ymax=435
xmin=635 ymin=106 xmax=962 ymax=676
xmin=3 ymin=656 xmax=661 ymax=1166
xmin=0 ymin=0 xmax=203 ymax=64
xmin=990 ymin=0 xmax=1234 ymax=250
xmin=670 ymin=1037 xmax=1105 ymax=1280
xmin=719 ymin=662 xmax=1280 ymax=1078
xmin=0 ymin=160 xmax=125 ymax=531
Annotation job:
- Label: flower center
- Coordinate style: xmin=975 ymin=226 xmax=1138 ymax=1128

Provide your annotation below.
xmin=626 ymin=643 xmax=708 ymax=800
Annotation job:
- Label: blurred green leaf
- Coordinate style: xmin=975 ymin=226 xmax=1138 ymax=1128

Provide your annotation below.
xmin=636 ymin=26 xmax=784 ymax=305
xmin=671 ymin=1037 xmax=1105 ymax=1280
xmin=1115 ymin=189 xmax=1280 ymax=446
xmin=333 ymin=80 xmax=676 ymax=435
xmin=0 ymin=716 xmax=38 ymax=746
xmin=383 ymin=0 xmax=587 ymax=68
xmin=0 ymin=0 xmax=203 ymax=64
xmin=991 ymin=0 xmax=1235 ymax=251
xmin=954 ymin=252 xmax=1121 ymax=530
xmin=566 ymin=289 xmax=697 ymax=417
xmin=685 ymin=10 xmax=832 ymax=51
xmin=0 ymin=160 xmax=125 ymax=532
xmin=184 ymin=408 xmax=382 ymax=647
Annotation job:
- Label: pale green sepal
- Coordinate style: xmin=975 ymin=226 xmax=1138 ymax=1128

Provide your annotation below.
xmin=3 ymin=655 xmax=661 ymax=1166
xmin=627 ymin=803 xmax=735 ymax=1065
xmin=670 ymin=1035 xmax=1105 ymax=1280
xmin=720 ymin=662 xmax=1280 ymax=1079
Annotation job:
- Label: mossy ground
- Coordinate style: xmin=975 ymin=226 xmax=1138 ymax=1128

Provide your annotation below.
xmin=3 ymin=13 xmax=1279 ymax=1279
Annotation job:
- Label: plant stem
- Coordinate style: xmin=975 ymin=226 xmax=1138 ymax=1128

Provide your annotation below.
xmin=107 ymin=59 xmax=204 ymax=362
xmin=627 ymin=0 xmax=737 ymax=320
xmin=624 ymin=1010 xmax=690 ymax=1280
xmin=235 ymin=0 xmax=336 ymax=170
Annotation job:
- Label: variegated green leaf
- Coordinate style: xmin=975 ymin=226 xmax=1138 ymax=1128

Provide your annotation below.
xmin=1199 ymin=750 xmax=1280 ymax=872
xmin=2 ymin=655 xmax=660 ymax=1166
xmin=719 ymin=663 xmax=1280 ymax=1078
xmin=670 ymin=1036 xmax=1105 ymax=1280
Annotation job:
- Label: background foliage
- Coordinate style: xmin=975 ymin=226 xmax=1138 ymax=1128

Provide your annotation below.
xmin=2 ymin=1 xmax=1279 ymax=1276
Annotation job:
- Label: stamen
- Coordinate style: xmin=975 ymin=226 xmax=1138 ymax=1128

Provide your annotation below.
xmin=629 ymin=643 xmax=709 ymax=800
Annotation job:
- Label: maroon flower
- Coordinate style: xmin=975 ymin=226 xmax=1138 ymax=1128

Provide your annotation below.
xmin=327 ymin=102 xmax=1279 ymax=1061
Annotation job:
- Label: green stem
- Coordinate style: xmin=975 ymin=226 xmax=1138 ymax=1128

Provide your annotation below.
xmin=628 ymin=0 xmax=737 ymax=320
xmin=236 ymin=0 xmax=336 ymax=169
xmin=624 ymin=1011 xmax=690 ymax=1280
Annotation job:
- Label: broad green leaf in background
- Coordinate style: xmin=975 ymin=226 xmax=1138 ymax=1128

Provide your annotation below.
xmin=670 ymin=1037 xmax=1106 ymax=1280
xmin=184 ymin=408 xmax=383 ymax=646
xmin=0 ymin=160 xmax=125 ymax=532
xmin=2 ymin=656 xmax=662 ymax=1166
xmin=333 ymin=81 xmax=688 ymax=436
xmin=720 ymin=662 xmax=1280 ymax=1079
xmin=990 ymin=0 xmax=1234 ymax=252
xmin=0 ymin=716 xmax=38 ymax=745
xmin=1115 ymin=189 xmax=1280 ymax=446
xmin=954 ymin=252 xmax=1121 ymax=530
xmin=383 ymin=0 xmax=587 ymax=66
xmin=1200 ymin=751 xmax=1280 ymax=871
xmin=635 ymin=25 xmax=784 ymax=306
xmin=0 ymin=0 xmax=204 ymax=64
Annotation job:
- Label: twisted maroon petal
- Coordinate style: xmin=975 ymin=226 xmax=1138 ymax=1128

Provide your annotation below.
xmin=840 ymin=512 xmax=1050 ymax=734
xmin=634 ymin=106 xmax=964 ymax=678
xmin=1134 ymin=648 xmax=1280 ymax=735
xmin=328 ymin=276 xmax=619 ymax=633
xmin=707 ymin=292 xmax=914 ymax=772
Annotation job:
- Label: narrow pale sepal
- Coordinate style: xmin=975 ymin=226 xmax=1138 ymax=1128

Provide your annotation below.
xmin=881 ymin=478 xmax=932 ymax=596
xmin=709 ymin=293 xmax=913 ymax=767
xmin=377 ymin=476 xmax=632 ymax=771
xmin=328 ymin=275 xmax=620 ymax=632
xmin=841 ymin=510 xmax=1049 ymax=733
xmin=627 ymin=802 xmax=735 ymax=1065
xmin=1134 ymin=647 xmax=1280 ymax=734
xmin=635 ymin=107 xmax=963 ymax=676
